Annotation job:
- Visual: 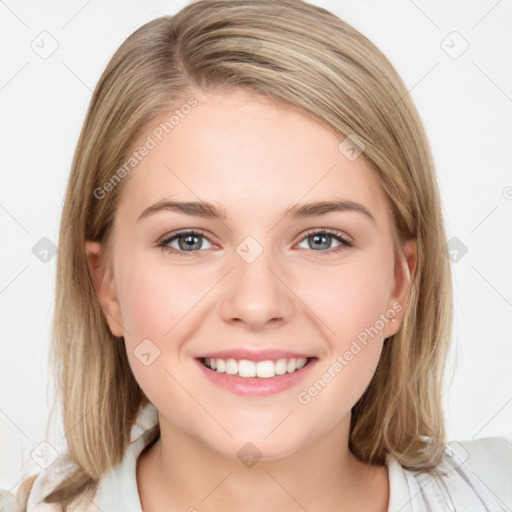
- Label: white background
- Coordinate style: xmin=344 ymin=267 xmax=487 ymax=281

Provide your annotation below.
xmin=1 ymin=0 xmax=511 ymax=494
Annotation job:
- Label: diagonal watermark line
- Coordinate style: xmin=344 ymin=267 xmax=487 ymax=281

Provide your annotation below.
xmin=472 ymin=61 xmax=512 ymax=104
xmin=266 ymin=163 xmax=337 ymax=235
xmin=61 ymin=0 xmax=93 ymax=29
xmin=405 ymin=61 xmax=439 ymax=96
xmin=62 ymin=388 xmax=114 ymax=438
xmin=265 ymin=471 xmax=309 ymax=511
xmin=202 ymin=0 xmax=229 ymax=23
xmin=265 ymin=410 xmax=294 ymax=438
xmin=201 ymin=471 xmax=234 ymax=502
xmin=471 ymin=396 xmax=512 ymax=439
xmin=0 ymin=61 xmax=29 ymax=92
xmin=381 ymin=372 xmax=441 ymax=442
xmin=164 ymin=368 xmax=234 ymax=438
xmin=0 ymin=202 xmax=29 ymax=233
xmin=366 ymin=62 xmax=440 ymax=170
xmin=60 ymin=263 xmax=131 ymax=336
xmin=381 ymin=383 xmax=472 ymax=512
xmin=0 ymin=265 xmax=28 ymax=296
xmin=0 ymin=408 xmax=29 ymax=438
xmin=384 ymin=361 xmax=511 ymax=509
xmin=471 ymin=0 xmax=502 ymax=30
xmin=266 ymin=0 xmax=295 ymax=29
xmin=164 ymin=163 xmax=233 ymax=234
xmin=395 ymin=474 xmax=440 ymax=512
xmin=265 ymin=265 xmax=336 ymax=335
xmin=471 ymin=265 xmax=512 ymax=308
xmin=61 ymin=60 xmax=92 ymax=92
xmin=163 ymin=267 xmax=233 ymax=337
xmin=57 ymin=469 xmax=106 ymax=512
xmin=379 ymin=62 xmax=440 ymax=127
xmin=406 ymin=0 xmax=439 ymax=29
xmin=470 ymin=204 xmax=499 ymax=233
xmin=362 ymin=62 xmax=441 ymax=242
xmin=448 ymin=458 xmax=512 ymax=512
xmin=0 ymin=471 xmax=31 ymax=505
xmin=0 ymin=0 xmax=29 ymax=28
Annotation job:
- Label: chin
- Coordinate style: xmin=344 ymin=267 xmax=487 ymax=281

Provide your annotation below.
xmin=204 ymin=427 xmax=309 ymax=464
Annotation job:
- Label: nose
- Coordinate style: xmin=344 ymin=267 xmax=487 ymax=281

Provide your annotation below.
xmin=218 ymin=246 xmax=294 ymax=330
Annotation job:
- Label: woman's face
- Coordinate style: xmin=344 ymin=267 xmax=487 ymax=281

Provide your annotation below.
xmin=86 ymin=89 xmax=415 ymax=460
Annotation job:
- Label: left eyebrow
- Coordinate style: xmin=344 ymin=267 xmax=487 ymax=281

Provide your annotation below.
xmin=136 ymin=199 xmax=376 ymax=224
xmin=283 ymin=200 xmax=376 ymax=224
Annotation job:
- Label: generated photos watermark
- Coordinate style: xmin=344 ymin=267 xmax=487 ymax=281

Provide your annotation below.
xmin=93 ymin=97 xmax=198 ymax=200
xmin=297 ymin=301 xmax=402 ymax=405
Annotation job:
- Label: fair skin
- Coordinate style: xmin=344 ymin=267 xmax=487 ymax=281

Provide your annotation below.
xmin=86 ymin=89 xmax=416 ymax=512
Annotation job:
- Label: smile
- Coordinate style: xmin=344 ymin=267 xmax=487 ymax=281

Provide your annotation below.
xmin=195 ymin=355 xmax=317 ymax=397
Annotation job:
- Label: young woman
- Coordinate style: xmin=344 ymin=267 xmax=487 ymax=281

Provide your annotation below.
xmin=14 ymin=0 xmax=511 ymax=510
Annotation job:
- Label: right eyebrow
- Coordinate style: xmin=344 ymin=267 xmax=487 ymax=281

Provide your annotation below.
xmin=137 ymin=200 xmax=227 ymax=222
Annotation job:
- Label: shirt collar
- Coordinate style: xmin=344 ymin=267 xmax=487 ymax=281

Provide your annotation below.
xmin=98 ymin=402 xmax=158 ymax=512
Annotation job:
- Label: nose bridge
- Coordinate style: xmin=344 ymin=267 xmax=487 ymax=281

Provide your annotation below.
xmin=219 ymin=234 xmax=293 ymax=326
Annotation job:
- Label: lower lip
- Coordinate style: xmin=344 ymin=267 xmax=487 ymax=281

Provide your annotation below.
xmin=195 ymin=358 xmax=317 ymax=396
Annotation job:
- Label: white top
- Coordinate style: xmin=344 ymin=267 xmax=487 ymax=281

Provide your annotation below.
xmin=22 ymin=403 xmax=512 ymax=511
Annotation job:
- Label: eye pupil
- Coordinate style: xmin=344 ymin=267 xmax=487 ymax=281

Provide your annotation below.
xmin=180 ymin=234 xmax=201 ymax=251
xmin=310 ymin=233 xmax=330 ymax=250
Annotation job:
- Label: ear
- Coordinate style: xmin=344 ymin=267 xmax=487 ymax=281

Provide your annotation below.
xmin=382 ymin=239 xmax=417 ymax=339
xmin=84 ymin=240 xmax=124 ymax=338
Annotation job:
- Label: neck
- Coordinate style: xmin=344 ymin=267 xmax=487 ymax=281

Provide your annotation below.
xmin=136 ymin=414 xmax=389 ymax=512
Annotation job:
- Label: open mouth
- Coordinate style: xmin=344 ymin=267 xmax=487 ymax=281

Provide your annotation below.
xmin=198 ymin=356 xmax=317 ymax=379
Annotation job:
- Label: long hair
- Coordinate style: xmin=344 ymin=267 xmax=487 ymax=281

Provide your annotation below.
xmin=18 ymin=0 xmax=452 ymax=508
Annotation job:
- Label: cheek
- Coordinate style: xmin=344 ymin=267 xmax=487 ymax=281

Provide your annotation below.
xmin=115 ymin=257 xmax=202 ymax=397
xmin=114 ymin=249 xmax=222 ymax=368
xmin=297 ymin=255 xmax=393 ymax=402
xmin=301 ymin=256 xmax=392 ymax=345
xmin=116 ymin=254 xmax=203 ymax=340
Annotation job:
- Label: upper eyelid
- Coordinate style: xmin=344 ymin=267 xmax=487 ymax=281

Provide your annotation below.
xmin=160 ymin=228 xmax=212 ymax=243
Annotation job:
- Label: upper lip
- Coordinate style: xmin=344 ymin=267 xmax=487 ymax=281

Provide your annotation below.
xmin=195 ymin=349 xmax=315 ymax=362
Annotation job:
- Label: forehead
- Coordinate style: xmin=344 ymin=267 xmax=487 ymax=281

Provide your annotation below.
xmin=115 ymin=89 xmax=390 ymax=226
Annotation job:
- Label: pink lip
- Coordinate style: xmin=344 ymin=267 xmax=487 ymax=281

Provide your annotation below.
xmin=195 ymin=349 xmax=314 ymax=362
xmin=194 ymin=356 xmax=318 ymax=397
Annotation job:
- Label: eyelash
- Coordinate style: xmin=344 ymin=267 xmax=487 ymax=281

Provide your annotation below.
xmin=157 ymin=228 xmax=353 ymax=257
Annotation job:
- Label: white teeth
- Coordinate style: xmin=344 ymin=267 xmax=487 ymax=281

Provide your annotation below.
xmin=275 ymin=358 xmax=287 ymax=375
xmin=287 ymin=359 xmax=297 ymax=373
xmin=216 ymin=359 xmax=226 ymax=373
xmin=202 ymin=356 xmax=311 ymax=378
xmin=225 ymin=358 xmax=238 ymax=375
xmin=296 ymin=357 xmax=307 ymax=370
xmin=238 ymin=359 xmax=256 ymax=378
xmin=256 ymin=360 xmax=275 ymax=378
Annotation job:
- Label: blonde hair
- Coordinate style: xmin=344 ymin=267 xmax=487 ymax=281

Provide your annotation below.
xmin=18 ymin=0 xmax=452 ymax=508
